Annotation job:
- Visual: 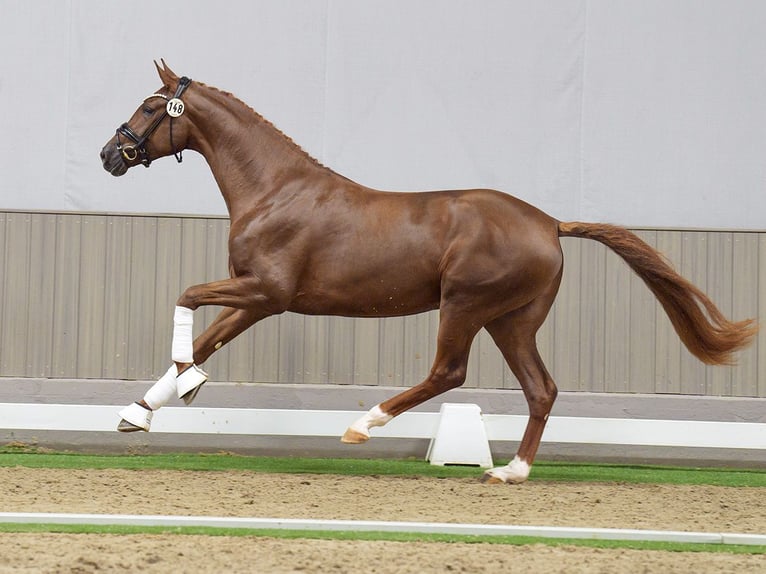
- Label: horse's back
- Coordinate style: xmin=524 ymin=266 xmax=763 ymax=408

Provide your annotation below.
xmin=344 ymin=184 xmax=563 ymax=279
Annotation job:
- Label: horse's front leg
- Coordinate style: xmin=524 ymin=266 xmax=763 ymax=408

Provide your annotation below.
xmin=117 ymin=275 xmax=273 ymax=432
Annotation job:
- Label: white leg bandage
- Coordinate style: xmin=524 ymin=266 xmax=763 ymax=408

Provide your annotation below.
xmin=142 ymin=364 xmax=178 ymax=410
xmin=171 ymin=305 xmax=194 ymax=363
xmin=176 ymin=364 xmax=209 ymax=401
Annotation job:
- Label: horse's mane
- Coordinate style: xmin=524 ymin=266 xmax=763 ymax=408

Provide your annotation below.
xmin=196 ymin=81 xmax=330 ymax=172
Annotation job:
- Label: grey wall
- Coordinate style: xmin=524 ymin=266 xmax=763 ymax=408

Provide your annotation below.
xmin=1 ymin=211 xmax=762 ymax=397
xmin=1 ymin=3 xmax=763 ymax=403
xmin=1 ymin=1 xmax=765 ymax=229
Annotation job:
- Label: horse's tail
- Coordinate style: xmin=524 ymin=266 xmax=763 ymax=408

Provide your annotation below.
xmin=558 ymin=221 xmax=758 ymax=365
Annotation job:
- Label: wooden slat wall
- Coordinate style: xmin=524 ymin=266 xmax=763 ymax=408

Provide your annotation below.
xmin=0 ymin=211 xmax=763 ymax=397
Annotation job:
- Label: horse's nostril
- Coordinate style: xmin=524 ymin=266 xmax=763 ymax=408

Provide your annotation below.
xmin=100 ymin=149 xmax=106 ymax=161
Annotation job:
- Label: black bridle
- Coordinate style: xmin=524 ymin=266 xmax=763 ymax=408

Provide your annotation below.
xmin=116 ymin=76 xmax=192 ymax=167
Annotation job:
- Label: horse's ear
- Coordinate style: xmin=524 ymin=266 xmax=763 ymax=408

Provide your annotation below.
xmin=154 ymin=59 xmax=179 ymax=86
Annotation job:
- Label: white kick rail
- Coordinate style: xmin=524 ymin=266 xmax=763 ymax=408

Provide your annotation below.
xmin=1 ymin=402 xmax=764 ymax=450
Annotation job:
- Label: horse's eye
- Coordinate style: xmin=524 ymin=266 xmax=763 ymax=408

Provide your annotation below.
xmin=142 ymin=106 xmax=155 ymax=116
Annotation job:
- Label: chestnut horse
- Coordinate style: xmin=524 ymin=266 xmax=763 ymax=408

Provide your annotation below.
xmin=100 ymin=62 xmax=757 ymax=484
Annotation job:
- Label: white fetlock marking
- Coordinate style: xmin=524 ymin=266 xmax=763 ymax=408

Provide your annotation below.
xmin=142 ymin=364 xmax=179 ymax=410
xmin=171 ymin=306 xmax=194 ymax=363
xmin=506 ymin=456 xmax=531 ymax=482
xmin=118 ymin=402 xmax=153 ymax=431
xmin=487 ymin=456 xmax=531 ymax=484
xmin=348 ymin=405 xmax=393 ymax=438
xmin=176 ymin=364 xmax=208 ymax=398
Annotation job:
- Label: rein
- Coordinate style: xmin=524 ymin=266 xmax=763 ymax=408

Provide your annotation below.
xmin=116 ymin=76 xmax=192 ymax=167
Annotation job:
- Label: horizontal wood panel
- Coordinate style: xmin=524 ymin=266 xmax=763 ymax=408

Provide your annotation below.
xmin=0 ymin=211 xmax=762 ymax=397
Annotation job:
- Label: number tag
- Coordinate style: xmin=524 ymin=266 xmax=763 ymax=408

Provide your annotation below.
xmin=166 ymin=98 xmax=185 ymax=118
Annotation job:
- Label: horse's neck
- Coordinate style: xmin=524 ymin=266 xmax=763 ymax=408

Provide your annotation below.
xmin=189 ymin=88 xmax=329 ymax=220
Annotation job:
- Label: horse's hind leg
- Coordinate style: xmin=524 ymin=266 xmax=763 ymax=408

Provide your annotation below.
xmin=342 ymin=306 xmax=480 ymax=443
xmin=481 ymin=276 xmax=561 ymax=484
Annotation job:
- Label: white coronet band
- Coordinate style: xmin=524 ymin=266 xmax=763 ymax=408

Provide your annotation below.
xmin=488 ymin=455 xmax=531 ymax=484
xmin=142 ymin=364 xmax=179 ymax=410
xmin=118 ymin=402 xmax=153 ymax=431
xmin=505 ymin=455 xmax=531 ymax=482
xmin=348 ymin=405 xmax=393 ymax=438
xmin=171 ymin=305 xmax=194 ymax=363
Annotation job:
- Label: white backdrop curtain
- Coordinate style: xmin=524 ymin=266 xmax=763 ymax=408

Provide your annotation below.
xmin=1 ymin=0 xmax=764 ymax=229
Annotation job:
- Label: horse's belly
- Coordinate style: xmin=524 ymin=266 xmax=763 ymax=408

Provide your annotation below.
xmin=289 ymin=279 xmax=441 ymax=318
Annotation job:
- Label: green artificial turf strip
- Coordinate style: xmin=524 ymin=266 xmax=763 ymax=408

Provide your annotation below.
xmin=1 ymin=447 xmax=764 ymax=487
xmin=2 ymin=447 xmax=764 ymax=552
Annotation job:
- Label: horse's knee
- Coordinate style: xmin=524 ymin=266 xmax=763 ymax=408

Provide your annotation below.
xmin=176 ymin=287 xmax=200 ymax=310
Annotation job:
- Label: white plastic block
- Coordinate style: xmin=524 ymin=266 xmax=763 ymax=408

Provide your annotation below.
xmin=426 ymin=403 xmax=493 ymax=468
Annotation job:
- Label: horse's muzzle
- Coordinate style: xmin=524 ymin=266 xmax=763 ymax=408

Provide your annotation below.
xmin=100 ymin=143 xmax=129 ymax=177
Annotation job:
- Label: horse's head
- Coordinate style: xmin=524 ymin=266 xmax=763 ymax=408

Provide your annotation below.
xmin=100 ymin=60 xmax=194 ymax=176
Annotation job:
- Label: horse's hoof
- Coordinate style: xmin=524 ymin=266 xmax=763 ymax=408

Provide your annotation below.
xmin=341 ymin=428 xmax=370 ymax=444
xmin=176 ymin=364 xmax=208 ymax=405
xmin=117 ymin=402 xmax=153 ymax=432
xmin=117 ymin=419 xmax=146 ymax=433
xmin=480 ymin=471 xmax=505 ymax=485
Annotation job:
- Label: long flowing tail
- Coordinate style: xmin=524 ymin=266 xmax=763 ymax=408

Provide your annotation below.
xmin=558 ymin=221 xmax=758 ymax=365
